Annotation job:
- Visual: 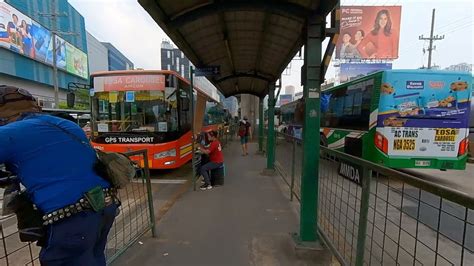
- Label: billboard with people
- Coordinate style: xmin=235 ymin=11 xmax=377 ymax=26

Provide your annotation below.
xmin=47 ymin=35 xmax=67 ymax=70
xmin=0 ymin=2 xmax=88 ymax=79
xmin=340 ymin=63 xmax=392 ymax=83
xmin=336 ymin=6 xmax=402 ymax=60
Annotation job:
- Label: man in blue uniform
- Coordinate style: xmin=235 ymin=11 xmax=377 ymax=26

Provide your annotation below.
xmin=0 ymin=85 xmax=117 ymax=265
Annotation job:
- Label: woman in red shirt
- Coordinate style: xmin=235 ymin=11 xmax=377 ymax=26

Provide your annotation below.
xmin=199 ymin=131 xmax=224 ymax=190
xmin=357 ymin=9 xmax=398 ymax=59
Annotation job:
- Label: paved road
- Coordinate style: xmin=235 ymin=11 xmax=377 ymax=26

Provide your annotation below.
xmin=402 ymin=164 xmax=474 ymax=196
xmin=273 ymin=135 xmax=474 ymax=265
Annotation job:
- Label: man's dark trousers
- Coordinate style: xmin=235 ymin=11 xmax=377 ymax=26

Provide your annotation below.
xmin=200 ymin=162 xmax=223 ymax=185
xmin=39 ymin=203 xmax=118 ymax=265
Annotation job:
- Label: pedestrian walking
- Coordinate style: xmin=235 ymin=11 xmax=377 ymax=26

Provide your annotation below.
xmin=238 ymin=116 xmax=252 ymax=156
xmin=0 ymin=85 xmax=118 ymax=266
xmin=198 ymin=131 xmax=224 ymax=190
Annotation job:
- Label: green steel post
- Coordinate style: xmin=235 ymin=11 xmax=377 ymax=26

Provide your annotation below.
xmin=290 ymin=139 xmax=296 ymax=201
xmin=299 ymin=15 xmax=324 ymax=242
xmin=189 ymin=66 xmax=196 ymax=191
xmin=143 ymin=150 xmax=156 ymax=237
xmin=355 ymin=167 xmax=372 ymax=266
xmin=259 ymin=97 xmax=264 ymax=152
xmin=266 ymin=84 xmax=276 ymax=169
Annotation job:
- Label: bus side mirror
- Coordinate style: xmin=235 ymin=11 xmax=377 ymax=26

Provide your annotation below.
xmin=67 ymin=92 xmax=75 ymax=108
xmin=181 ymin=98 xmax=190 ymax=111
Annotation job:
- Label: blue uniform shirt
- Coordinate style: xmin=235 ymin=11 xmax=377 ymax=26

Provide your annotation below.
xmin=0 ymin=113 xmax=109 ymax=213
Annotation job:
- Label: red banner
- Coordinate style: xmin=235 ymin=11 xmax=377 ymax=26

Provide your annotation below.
xmin=336 ymin=6 xmax=402 ymax=60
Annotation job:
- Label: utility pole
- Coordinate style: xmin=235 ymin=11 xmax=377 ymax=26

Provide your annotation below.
xmin=40 ymin=0 xmax=77 ymax=108
xmin=419 ymin=9 xmax=444 ymax=69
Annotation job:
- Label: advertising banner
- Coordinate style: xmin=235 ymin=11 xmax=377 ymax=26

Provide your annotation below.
xmin=30 ymin=21 xmax=52 ymax=62
xmin=47 ymin=35 xmax=67 ymax=70
xmin=66 ymin=42 xmax=88 ymax=78
xmin=340 ymin=63 xmax=392 ymax=82
xmin=376 ymin=71 xmax=472 ymax=158
xmin=279 ymin=94 xmax=293 ymax=106
xmin=0 ymin=3 xmax=33 ymax=55
xmin=336 ymin=6 xmax=401 ymax=59
xmin=0 ymin=2 xmax=88 ymax=79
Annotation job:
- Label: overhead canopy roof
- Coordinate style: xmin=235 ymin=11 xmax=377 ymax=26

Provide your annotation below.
xmin=139 ymin=0 xmax=338 ymax=97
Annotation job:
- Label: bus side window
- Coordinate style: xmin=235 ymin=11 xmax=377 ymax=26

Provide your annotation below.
xmin=343 ymin=93 xmax=354 ymax=115
xmin=353 ymin=91 xmax=363 ymax=115
xmin=179 ymin=88 xmax=191 ymax=133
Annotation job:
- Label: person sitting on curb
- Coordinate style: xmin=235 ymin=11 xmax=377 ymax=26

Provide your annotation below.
xmin=198 ymin=131 xmax=224 ymax=190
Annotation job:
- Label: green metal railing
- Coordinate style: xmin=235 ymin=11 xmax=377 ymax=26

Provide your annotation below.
xmin=272 ymin=130 xmax=474 ymax=266
xmin=106 ymin=150 xmax=156 ymax=263
xmin=0 ymin=150 xmax=155 ymax=266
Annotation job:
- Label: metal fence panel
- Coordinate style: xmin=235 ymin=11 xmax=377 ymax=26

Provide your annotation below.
xmin=0 ymin=150 xmax=155 ymax=266
xmin=271 ymin=130 xmax=474 ymax=266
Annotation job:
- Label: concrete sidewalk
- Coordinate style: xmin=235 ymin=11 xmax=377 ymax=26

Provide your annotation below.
xmin=112 ymin=141 xmax=331 ymax=266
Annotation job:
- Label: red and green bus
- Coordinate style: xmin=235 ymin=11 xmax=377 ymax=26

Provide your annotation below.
xmin=280 ymin=70 xmax=472 ymax=170
xmin=89 ymin=70 xmax=225 ymax=169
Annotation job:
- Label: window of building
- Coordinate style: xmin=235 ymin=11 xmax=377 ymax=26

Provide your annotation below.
xmin=181 ymin=52 xmax=184 ymax=58
xmin=181 ymin=65 xmax=185 ymax=77
xmin=176 ymin=57 xmax=180 ymax=71
xmin=167 ymin=64 xmax=170 ymax=70
xmin=167 ymin=51 xmax=170 ymax=58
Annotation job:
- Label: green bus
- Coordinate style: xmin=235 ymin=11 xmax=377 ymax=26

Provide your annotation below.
xmin=280 ymin=70 xmax=472 ymax=170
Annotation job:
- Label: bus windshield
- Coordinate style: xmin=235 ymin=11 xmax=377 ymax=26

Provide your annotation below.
xmin=92 ymin=88 xmax=178 ymax=133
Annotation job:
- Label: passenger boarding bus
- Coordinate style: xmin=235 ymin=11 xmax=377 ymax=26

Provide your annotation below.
xmin=281 ymin=69 xmax=472 ymax=170
xmin=89 ymin=70 xmax=225 ymax=169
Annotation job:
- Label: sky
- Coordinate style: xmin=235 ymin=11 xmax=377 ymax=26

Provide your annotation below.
xmin=68 ymin=0 xmax=474 ymax=94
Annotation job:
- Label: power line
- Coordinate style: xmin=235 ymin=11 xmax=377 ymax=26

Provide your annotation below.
xmin=436 ymin=16 xmax=472 ymax=31
xmin=438 ymin=21 xmax=474 ymax=36
xmin=400 ymin=12 xmax=470 ymax=55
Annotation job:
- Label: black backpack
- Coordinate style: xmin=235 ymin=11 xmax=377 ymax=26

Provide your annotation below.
xmin=238 ymin=122 xmax=247 ymax=137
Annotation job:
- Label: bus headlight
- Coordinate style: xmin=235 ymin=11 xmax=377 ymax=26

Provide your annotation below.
xmin=154 ymin=149 xmax=176 ymax=159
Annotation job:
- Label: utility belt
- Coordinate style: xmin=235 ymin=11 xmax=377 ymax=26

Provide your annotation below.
xmin=42 ymin=187 xmax=119 ymax=226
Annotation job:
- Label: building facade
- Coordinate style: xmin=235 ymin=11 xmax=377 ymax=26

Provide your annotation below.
xmin=445 ymin=63 xmax=472 ymax=73
xmin=161 ymin=39 xmax=190 ymax=78
xmin=101 ymin=42 xmax=134 ymax=71
xmin=223 ymin=96 xmax=239 ymax=117
xmin=284 ymin=85 xmax=295 ymax=96
xmin=0 ymin=0 xmax=88 ymax=108
xmin=86 ymin=32 xmax=108 ymax=74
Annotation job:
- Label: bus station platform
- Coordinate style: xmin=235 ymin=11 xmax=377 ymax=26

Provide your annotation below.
xmin=112 ymin=140 xmax=332 ymax=266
